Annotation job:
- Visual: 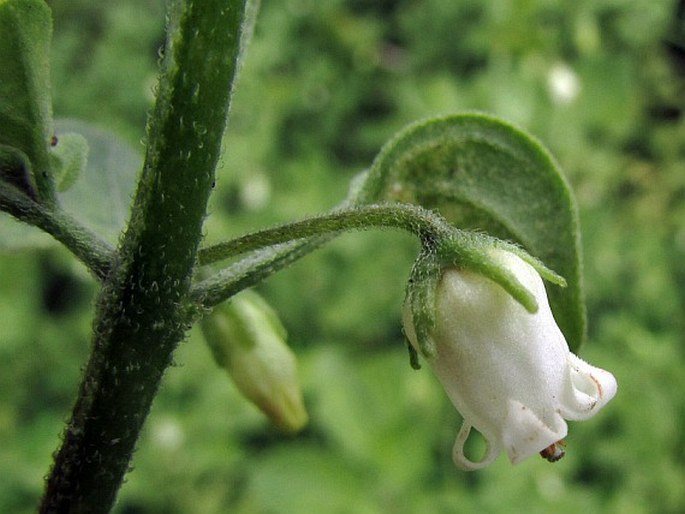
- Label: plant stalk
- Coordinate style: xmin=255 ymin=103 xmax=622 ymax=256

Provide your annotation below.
xmin=39 ymin=1 xmax=247 ymax=512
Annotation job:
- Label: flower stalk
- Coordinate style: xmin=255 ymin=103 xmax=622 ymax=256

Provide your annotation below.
xmin=197 ymin=203 xmax=454 ymax=264
xmin=194 ymin=202 xmax=562 ymax=314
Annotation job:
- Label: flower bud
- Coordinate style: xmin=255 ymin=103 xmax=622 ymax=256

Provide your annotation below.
xmin=403 ymin=248 xmax=617 ymax=470
xmin=201 ymin=290 xmax=308 ymax=433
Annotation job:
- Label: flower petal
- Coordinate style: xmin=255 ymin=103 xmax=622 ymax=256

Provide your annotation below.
xmin=452 ymin=422 xmax=501 ymax=470
xmin=560 ymin=354 xmax=618 ymax=420
xmin=501 ymin=399 xmax=567 ymax=464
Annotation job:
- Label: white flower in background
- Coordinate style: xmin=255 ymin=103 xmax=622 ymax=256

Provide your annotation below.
xmin=151 ymin=417 xmax=185 ymax=451
xmin=547 ymin=62 xmax=581 ymax=105
xmin=403 ymin=249 xmax=617 ymax=470
xmin=240 ymin=171 xmax=271 ymax=211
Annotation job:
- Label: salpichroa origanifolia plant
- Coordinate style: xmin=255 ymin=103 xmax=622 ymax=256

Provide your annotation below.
xmin=0 ymin=0 xmax=616 ymax=512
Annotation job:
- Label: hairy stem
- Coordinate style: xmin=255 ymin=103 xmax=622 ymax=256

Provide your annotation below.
xmin=193 ymin=203 xmax=546 ymax=312
xmin=39 ymin=1 xmax=248 ymax=512
xmin=0 ymin=182 xmax=113 ymax=279
xmin=193 ymin=237 xmax=329 ymax=308
xmin=198 ymin=203 xmax=453 ymax=264
xmin=192 ymin=203 xmax=456 ymax=308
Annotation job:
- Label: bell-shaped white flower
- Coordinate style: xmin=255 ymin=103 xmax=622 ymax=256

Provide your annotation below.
xmin=403 ymin=249 xmax=617 ymax=470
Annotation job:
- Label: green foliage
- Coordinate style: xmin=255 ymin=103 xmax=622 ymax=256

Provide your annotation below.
xmin=56 ymin=119 xmax=140 ymax=244
xmin=49 ymin=131 xmax=88 ymax=192
xmin=0 ymin=0 xmax=54 ymax=203
xmin=358 ymin=113 xmax=584 ymax=350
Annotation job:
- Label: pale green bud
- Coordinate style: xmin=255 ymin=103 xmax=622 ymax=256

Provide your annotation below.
xmin=201 ymin=290 xmax=308 ymax=433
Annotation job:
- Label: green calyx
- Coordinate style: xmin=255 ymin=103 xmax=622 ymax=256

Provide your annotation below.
xmin=404 ymin=230 xmax=568 ymax=362
xmin=404 ymin=250 xmax=440 ymax=361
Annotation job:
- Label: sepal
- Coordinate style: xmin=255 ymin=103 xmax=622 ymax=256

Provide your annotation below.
xmin=403 ymin=250 xmax=440 ymax=359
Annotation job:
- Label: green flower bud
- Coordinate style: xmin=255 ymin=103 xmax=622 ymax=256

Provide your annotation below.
xmin=201 ymin=290 xmax=308 ymax=433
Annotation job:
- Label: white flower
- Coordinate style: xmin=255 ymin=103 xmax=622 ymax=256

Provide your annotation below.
xmin=403 ymin=249 xmax=617 ymax=470
xmin=547 ymin=62 xmax=581 ymax=105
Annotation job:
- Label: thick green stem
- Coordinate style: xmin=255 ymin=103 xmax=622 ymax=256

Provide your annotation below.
xmin=39 ymin=1 xmax=247 ymax=512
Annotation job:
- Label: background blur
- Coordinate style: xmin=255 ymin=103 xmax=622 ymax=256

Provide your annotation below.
xmin=1 ymin=0 xmax=684 ymax=512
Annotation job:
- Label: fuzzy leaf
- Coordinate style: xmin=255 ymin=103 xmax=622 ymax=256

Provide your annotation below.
xmin=50 ymin=132 xmax=89 ymax=192
xmin=0 ymin=0 xmax=54 ymax=203
xmin=56 ymin=119 xmax=140 ymax=244
xmin=356 ymin=112 xmax=585 ymax=351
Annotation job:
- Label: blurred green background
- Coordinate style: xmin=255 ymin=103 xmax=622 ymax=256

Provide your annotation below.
xmin=2 ymin=0 xmax=684 ymax=512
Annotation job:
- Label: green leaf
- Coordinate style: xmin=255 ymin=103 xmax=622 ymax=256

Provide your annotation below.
xmin=50 ymin=132 xmax=89 ymax=192
xmin=0 ymin=0 xmax=54 ymax=203
xmin=56 ymin=119 xmax=140 ymax=244
xmin=356 ymin=112 xmax=585 ymax=351
xmin=0 ymin=120 xmax=137 ymax=252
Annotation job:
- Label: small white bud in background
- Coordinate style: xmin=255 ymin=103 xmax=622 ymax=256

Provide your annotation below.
xmin=240 ymin=172 xmax=271 ymax=211
xmin=547 ymin=62 xmax=581 ymax=105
